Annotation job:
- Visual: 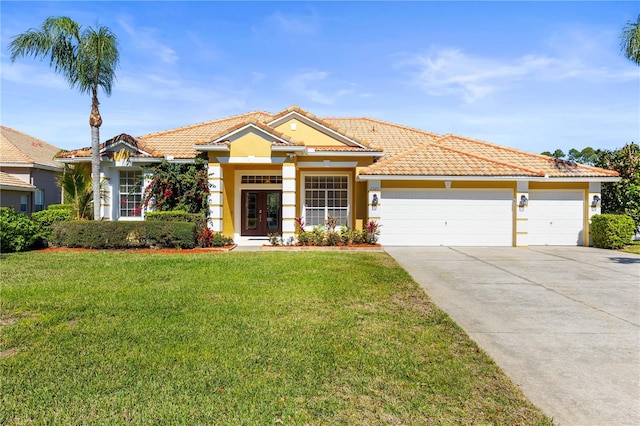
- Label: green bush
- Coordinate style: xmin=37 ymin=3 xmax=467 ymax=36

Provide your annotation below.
xmin=591 ymin=214 xmax=635 ymax=249
xmin=46 ymin=204 xmax=74 ymax=211
xmin=146 ymin=210 xmax=214 ymax=246
xmin=52 ymin=221 xmax=196 ymax=249
xmin=0 ymin=207 xmax=39 ymax=253
xmin=31 ymin=207 xmax=74 ymax=239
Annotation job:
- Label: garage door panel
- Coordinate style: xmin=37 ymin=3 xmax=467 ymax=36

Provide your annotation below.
xmin=381 ymin=189 xmax=513 ymax=246
xmin=528 ymin=190 xmax=584 ymax=246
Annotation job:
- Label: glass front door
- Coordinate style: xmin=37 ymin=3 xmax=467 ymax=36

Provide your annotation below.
xmin=241 ymin=190 xmax=282 ymax=236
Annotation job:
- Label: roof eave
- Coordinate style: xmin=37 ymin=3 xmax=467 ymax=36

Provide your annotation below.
xmin=357 ymin=174 xmax=620 ymax=182
xmin=306 ymin=150 xmax=383 ymax=157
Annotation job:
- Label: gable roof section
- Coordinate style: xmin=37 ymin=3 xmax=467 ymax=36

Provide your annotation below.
xmin=361 ymin=140 xmax=544 ymax=177
xmin=434 ymin=135 xmax=619 ymax=178
xmin=1 ymin=126 xmax=62 ymax=169
xmin=143 ymin=111 xmax=274 ymax=158
xmin=0 ymin=171 xmax=36 ymax=191
xmin=268 ymin=106 xmax=376 ymax=150
xmin=57 ymin=133 xmax=161 ymax=159
xmin=195 ymin=119 xmax=305 ymax=149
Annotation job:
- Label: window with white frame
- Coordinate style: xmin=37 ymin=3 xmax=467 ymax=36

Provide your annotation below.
xmin=303 ymin=175 xmax=349 ymax=227
xmin=34 ymin=190 xmax=44 ymax=212
xmin=19 ymin=195 xmax=28 ymax=213
xmin=119 ymin=170 xmax=143 ymax=218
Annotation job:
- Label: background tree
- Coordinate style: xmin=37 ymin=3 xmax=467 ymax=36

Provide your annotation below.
xmin=594 ymin=143 xmax=640 ymax=232
xmin=10 ymin=16 xmax=119 ymax=220
xmin=541 ymin=149 xmax=565 ymax=159
xmin=621 ymin=15 xmax=640 ymax=65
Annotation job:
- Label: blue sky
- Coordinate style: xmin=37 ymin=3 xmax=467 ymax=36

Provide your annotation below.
xmin=1 ymin=1 xmax=639 ymax=154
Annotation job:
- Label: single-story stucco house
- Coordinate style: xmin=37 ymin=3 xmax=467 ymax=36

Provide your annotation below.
xmin=1 ymin=126 xmax=62 ymax=214
xmin=56 ymin=105 xmax=619 ymax=246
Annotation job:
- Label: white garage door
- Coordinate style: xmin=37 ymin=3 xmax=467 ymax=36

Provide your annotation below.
xmin=528 ymin=190 xmax=584 ymax=246
xmin=380 ymin=189 xmax=513 ymax=246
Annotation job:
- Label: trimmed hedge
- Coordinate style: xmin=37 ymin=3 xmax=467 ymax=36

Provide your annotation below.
xmin=32 ymin=207 xmax=74 ymax=239
xmin=52 ymin=221 xmax=197 ymax=249
xmin=591 ymin=214 xmax=635 ymax=249
xmin=0 ymin=207 xmax=39 ymax=253
xmin=145 ymin=210 xmax=201 ymax=223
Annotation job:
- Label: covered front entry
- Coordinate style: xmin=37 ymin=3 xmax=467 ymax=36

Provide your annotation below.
xmin=241 ymin=190 xmax=282 ymax=236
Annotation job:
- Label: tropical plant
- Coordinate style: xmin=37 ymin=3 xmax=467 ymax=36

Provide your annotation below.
xmin=10 ymin=16 xmax=120 ymax=220
xmin=621 ymin=15 xmax=640 ymax=66
xmin=142 ymin=159 xmax=209 ymax=213
xmin=595 ymin=143 xmax=640 ymax=231
xmin=57 ymin=163 xmax=92 ymax=219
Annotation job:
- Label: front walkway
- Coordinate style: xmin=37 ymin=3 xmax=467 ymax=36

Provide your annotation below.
xmin=385 ymin=246 xmax=640 ymax=426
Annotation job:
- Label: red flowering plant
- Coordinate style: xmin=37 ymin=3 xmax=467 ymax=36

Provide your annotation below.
xmin=141 ymin=158 xmax=209 ymax=214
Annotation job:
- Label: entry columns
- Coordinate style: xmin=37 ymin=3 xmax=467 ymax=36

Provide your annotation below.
xmin=207 ymin=162 xmax=223 ymax=232
xmin=282 ymin=161 xmax=297 ymax=243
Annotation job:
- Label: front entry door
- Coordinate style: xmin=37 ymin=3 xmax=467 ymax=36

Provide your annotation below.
xmin=241 ymin=190 xmax=282 ymax=236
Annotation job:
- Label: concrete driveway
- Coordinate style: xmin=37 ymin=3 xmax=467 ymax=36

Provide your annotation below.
xmin=385 ymin=246 xmax=639 ymax=426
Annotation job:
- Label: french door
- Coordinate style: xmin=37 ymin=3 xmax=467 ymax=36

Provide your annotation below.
xmin=241 ymin=190 xmax=282 ymax=236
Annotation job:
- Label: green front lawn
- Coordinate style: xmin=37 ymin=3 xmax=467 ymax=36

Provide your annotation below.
xmin=1 ymin=251 xmax=552 ymax=425
xmin=621 ymin=240 xmax=640 ymax=255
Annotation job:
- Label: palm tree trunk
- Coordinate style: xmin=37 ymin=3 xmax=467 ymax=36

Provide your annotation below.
xmin=90 ymin=89 xmax=103 ymax=220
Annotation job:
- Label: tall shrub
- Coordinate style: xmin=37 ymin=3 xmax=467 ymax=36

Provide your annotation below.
xmin=591 ymin=214 xmax=635 ymax=249
xmin=0 ymin=207 xmax=39 ymax=252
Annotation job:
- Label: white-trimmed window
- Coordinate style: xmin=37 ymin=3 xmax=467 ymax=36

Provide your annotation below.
xmin=303 ymin=175 xmax=349 ymax=227
xmin=119 ymin=170 xmax=143 ymax=218
xmin=34 ymin=190 xmax=44 ymax=212
xmin=19 ymin=195 xmax=28 ymax=213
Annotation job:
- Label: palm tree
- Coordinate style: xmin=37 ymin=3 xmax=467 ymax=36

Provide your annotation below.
xmin=621 ymin=15 xmax=640 ymax=66
xmin=10 ymin=16 xmax=119 ymax=220
xmin=57 ymin=163 xmax=93 ymax=220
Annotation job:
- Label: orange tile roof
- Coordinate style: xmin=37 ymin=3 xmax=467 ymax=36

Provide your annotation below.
xmin=0 ymin=170 xmax=36 ymax=190
xmin=53 ymin=106 xmax=618 ymax=179
xmin=433 ymin=134 xmax=618 ymax=178
xmin=1 ymin=126 xmax=62 ymax=168
xmin=195 ymin=119 xmax=305 ymax=146
xmin=324 ymin=117 xmax=440 ymax=159
xmin=270 ymin=106 xmax=375 ymax=148
xmin=362 ymin=142 xmax=544 ymax=177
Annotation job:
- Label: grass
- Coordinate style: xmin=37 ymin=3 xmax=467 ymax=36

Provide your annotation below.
xmin=620 ymin=240 xmax=640 ymax=255
xmin=0 ymin=251 xmax=552 ymax=425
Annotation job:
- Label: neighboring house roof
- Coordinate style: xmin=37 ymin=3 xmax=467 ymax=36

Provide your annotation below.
xmin=0 ymin=171 xmax=36 ymax=191
xmin=55 ymin=106 xmax=618 ymax=179
xmin=0 ymin=126 xmax=62 ymax=169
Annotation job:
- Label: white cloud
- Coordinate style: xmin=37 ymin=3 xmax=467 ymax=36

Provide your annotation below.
xmin=266 ymin=10 xmax=319 ymax=35
xmin=285 ymin=70 xmax=358 ymax=105
xmin=117 ymin=16 xmax=178 ymax=64
xmin=398 ymin=44 xmax=638 ymax=103
xmin=1 ymin=60 xmax=71 ymax=90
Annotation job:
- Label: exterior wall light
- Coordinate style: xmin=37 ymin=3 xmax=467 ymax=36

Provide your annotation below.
xmin=592 ymin=195 xmax=601 ymax=207
xmin=372 ymin=194 xmax=379 ymax=211
xmin=519 ymin=195 xmax=528 ymax=208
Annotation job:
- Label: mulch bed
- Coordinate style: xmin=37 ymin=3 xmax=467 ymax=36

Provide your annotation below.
xmin=37 ymin=245 xmax=236 ymax=254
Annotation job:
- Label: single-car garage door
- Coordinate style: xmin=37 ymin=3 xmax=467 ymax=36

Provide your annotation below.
xmin=528 ymin=190 xmax=584 ymax=246
xmin=380 ymin=189 xmax=513 ymax=246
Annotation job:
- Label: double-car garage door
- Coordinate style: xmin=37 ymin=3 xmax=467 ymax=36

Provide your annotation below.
xmin=380 ymin=189 xmax=585 ymax=246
